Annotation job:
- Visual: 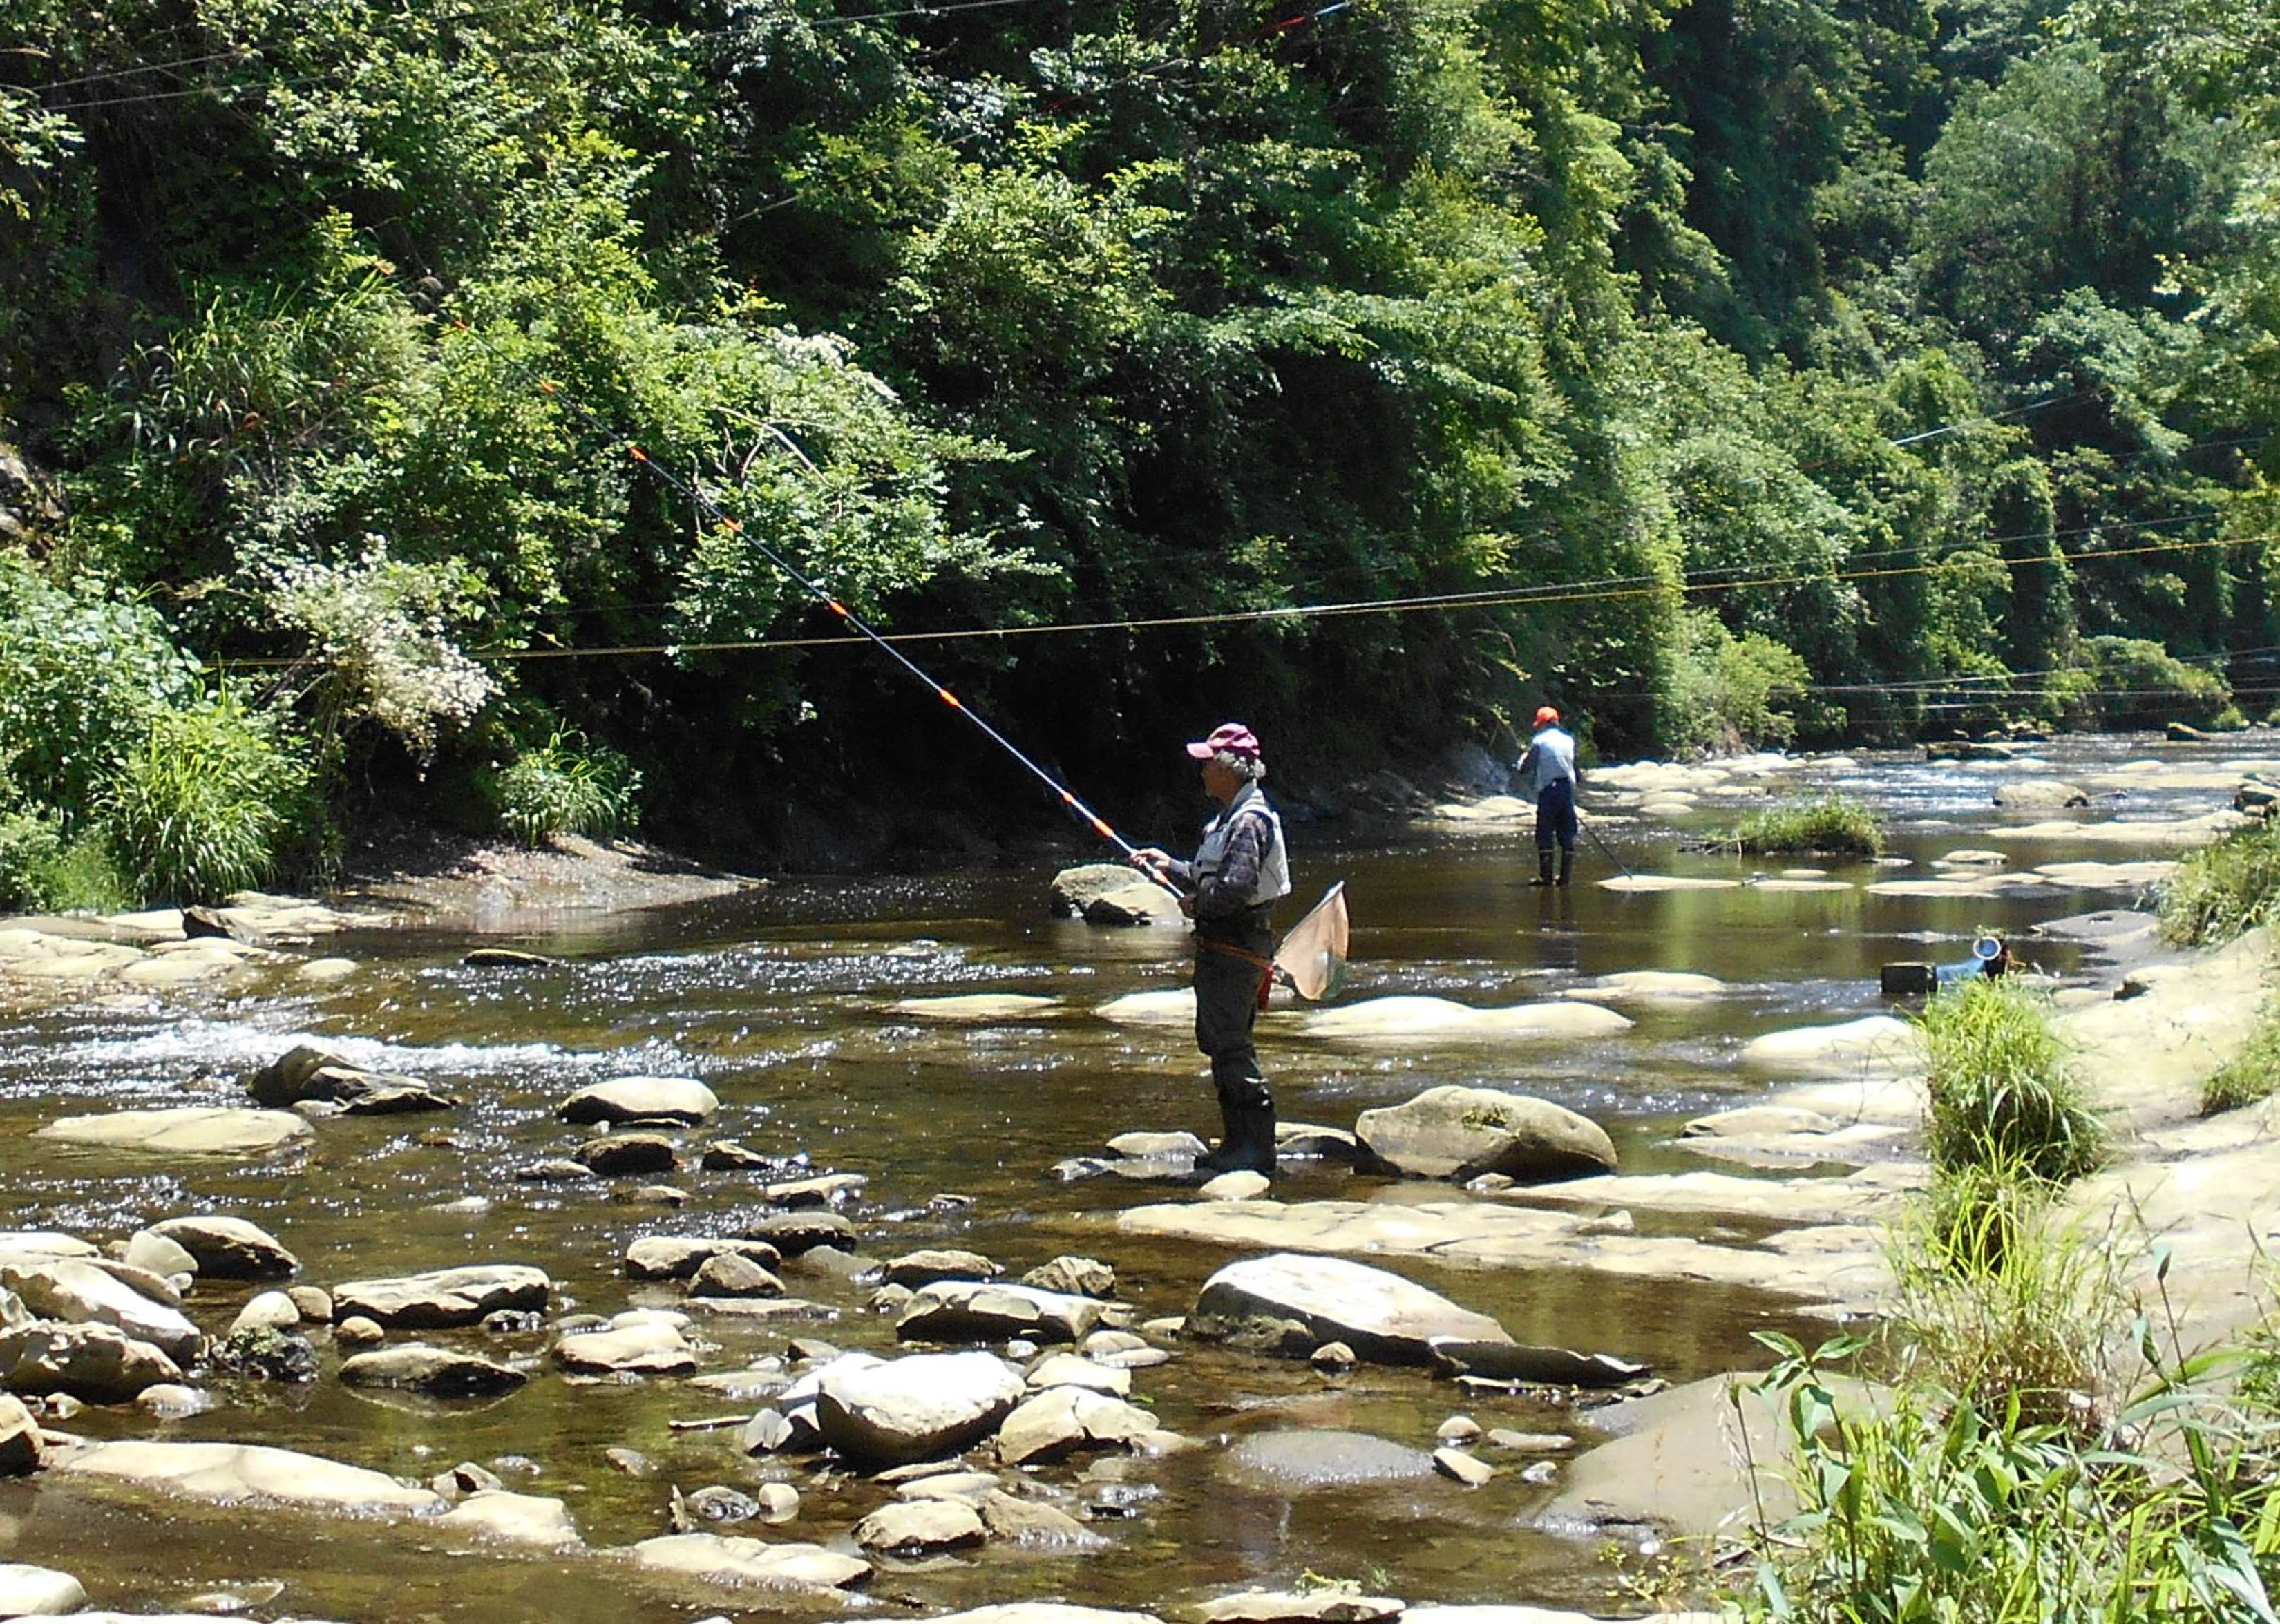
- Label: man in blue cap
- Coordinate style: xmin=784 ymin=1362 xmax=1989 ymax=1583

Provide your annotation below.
xmin=1132 ymin=723 xmax=1293 ymax=1176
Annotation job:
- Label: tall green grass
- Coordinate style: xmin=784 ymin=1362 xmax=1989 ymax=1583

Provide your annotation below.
xmin=488 ymin=729 xmax=643 ymax=847
xmin=1888 ymin=1165 xmax=2122 ymax=1431
xmin=2160 ymin=817 xmax=2280 ymax=946
xmin=1920 ymin=978 xmax=2107 ymax=1185
xmin=98 ymin=694 xmax=321 ymax=904
xmin=1732 ymin=794 xmax=1885 ymax=856
xmin=1744 ymin=1270 xmax=2280 ymax=1623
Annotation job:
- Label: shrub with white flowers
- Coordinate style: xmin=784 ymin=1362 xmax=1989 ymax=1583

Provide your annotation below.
xmin=269 ymin=539 xmax=499 ymax=755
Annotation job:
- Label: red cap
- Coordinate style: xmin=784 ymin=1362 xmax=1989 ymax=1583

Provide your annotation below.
xmin=1186 ymin=723 xmax=1262 ymax=761
xmin=1534 ymin=705 xmax=1560 ymax=727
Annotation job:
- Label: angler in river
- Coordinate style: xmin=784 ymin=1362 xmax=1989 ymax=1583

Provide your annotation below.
xmin=1132 ymin=723 xmax=1292 ymax=1176
xmin=1517 ymin=704 xmax=1582 ymax=887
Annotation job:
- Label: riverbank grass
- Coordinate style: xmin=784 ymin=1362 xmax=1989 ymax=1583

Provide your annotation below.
xmin=1730 ymin=794 xmax=1884 ymax=857
xmin=2160 ymin=815 xmax=2280 ymax=945
xmin=1919 ymin=978 xmax=2107 ymax=1185
xmin=2202 ymin=997 xmax=2280 ymax=1115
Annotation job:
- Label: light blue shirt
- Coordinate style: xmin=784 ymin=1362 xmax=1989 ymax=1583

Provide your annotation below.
xmin=1517 ymin=727 xmax=1577 ymax=796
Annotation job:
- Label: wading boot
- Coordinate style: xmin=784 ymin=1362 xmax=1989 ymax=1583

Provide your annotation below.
xmin=1529 ymin=850 xmax=1556 ymax=887
xmin=1195 ymin=1089 xmax=1246 ymax=1175
xmin=1237 ymin=1101 xmax=1279 ymax=1176
xmin=1557 ymin=849 xmax=1574 ymax=888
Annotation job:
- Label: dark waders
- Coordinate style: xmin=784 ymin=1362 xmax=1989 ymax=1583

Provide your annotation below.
xmin=1194 ymin=908 xmax=1277 ymax=1174
xmin=1534 ymin=777 xmax=1577 ymax=887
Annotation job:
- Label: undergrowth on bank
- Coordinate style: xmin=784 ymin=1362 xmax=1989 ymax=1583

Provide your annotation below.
xmin=2160 ymin=817 xmax=2280 ymax=946
xmin=1919 ymin=978 xmax=2107 ymax=1184
xmin=2203 ymin=999 xmax=2280 ymax=1115
xmin=486 ymin=730 xmax=643 ymax=848
xmin=1731 ymin=795 xmax=1885 ymax=857
xmin=1743 ymin=1250 xmax=2280 ymax=1623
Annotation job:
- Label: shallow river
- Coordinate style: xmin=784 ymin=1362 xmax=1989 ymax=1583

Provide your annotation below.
xmin=0 ymin=734 xmax=2248 ymax=1621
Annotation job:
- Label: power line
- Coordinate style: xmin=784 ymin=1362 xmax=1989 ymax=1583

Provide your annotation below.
xmin=202 ymin=525 xmax=2277 ymax=671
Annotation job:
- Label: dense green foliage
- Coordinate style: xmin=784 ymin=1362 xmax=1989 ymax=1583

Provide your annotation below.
xmin=1 ymin=0 xmax=2277 ymax=864
xmin=2160 ymin=817 xmax=2280 ymax=945
xmin=1731 ymin=793 xmax=1885 ymax=854
xmin=1919 ymin=978 xmax=2107 ymax=1184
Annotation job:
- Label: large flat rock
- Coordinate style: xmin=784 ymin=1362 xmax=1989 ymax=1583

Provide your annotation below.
xmin=1296 ymin=997 xmax=1630 ymax=1042
xmin=1188 ymin=1253 xmax=1509 ymax=1364
xmin=1738 ymin=1015 xmax=1925 ymax=1073
xmin=1355 ymin=1086 xmax=1616 ymax=1181
xmin=332 ymin=1265 xmax=550 ymax=1328
xmin=1538 ymin=1373 xmax=1881 ymax=1541
xmin=558 ymin=1076 xmax=719 ymax=1126
xmin=53 ymin=1439 xmax=443 ymax=1513
xmin=34 ymin=1107 xmax=312 ymax=1156
xmin=1120 ymin=1198 xmax=1887 ymax=1311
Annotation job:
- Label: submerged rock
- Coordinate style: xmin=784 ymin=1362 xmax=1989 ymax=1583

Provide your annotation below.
xmin=1559 ymin=970 xmax=1725 ymax=1004
xmin=1188 ymin=1254 xmax=1509 ymax=1365
xmin=1738 ymin=1015 xmax=1926 ymax=1073
xmin=433 ymin=1488 xmax=580 ymax=1546
xmin=53 ymin=1439 xmax=444 ymax=1513
xmin=1194 ymin=1592 xmax=1403 ymax=1624
xmin=1219 ymin=1429 xmax=1436 ymax=1489
xmin=891 ymin=993 xmax=1060 ymax=1020
xmin=1355 ymin=1085 xmax=1616 ymax=1181
xmin=35 ymin=1107 xmax=312 ymax=1157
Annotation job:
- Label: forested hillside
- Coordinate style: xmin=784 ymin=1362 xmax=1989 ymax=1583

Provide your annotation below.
xmin=1 ymin=0 xmax=2276 ymax=899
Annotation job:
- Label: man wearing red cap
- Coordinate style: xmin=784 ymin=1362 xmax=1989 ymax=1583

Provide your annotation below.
xmin=1131 ymin=723 xmax=1293 ymax=1175
xmin=1517 ymin=705 xmax=1581 ymax=886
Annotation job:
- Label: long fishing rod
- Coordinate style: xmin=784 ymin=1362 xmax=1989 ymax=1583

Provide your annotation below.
xmin=534 ymin=379 xmax=1166 ymax=881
